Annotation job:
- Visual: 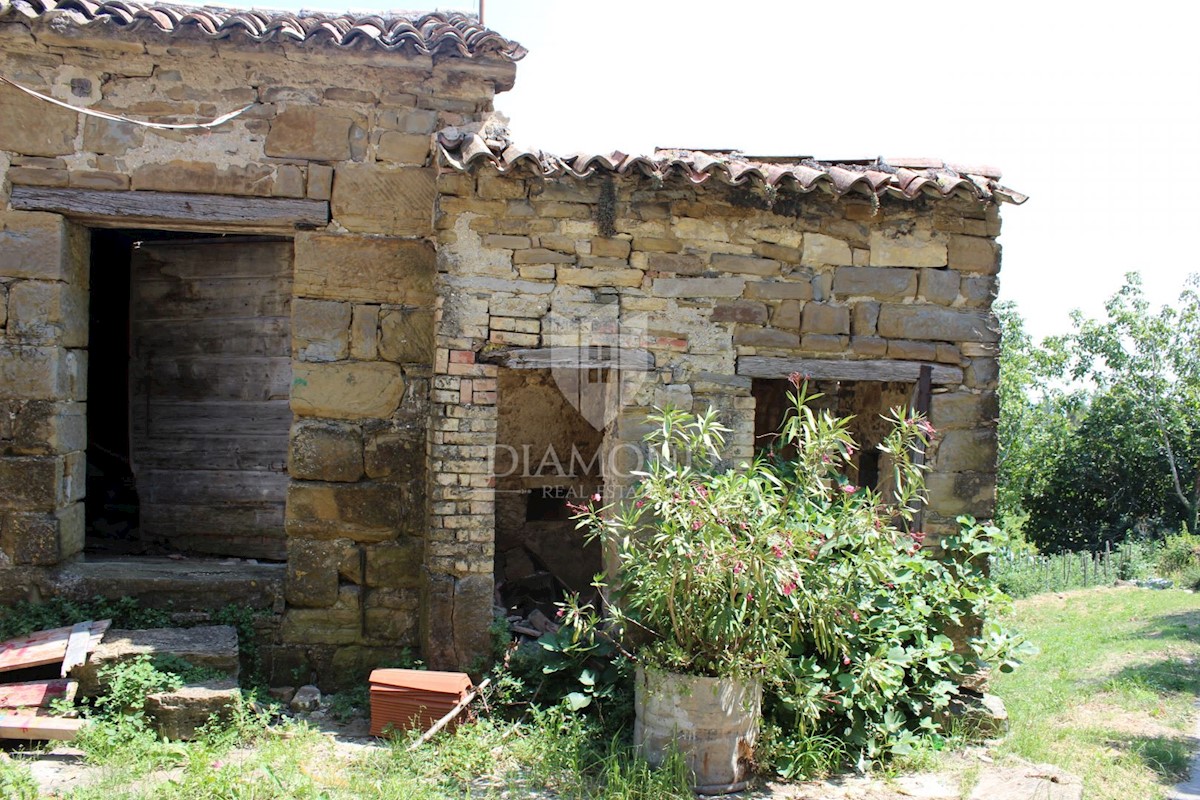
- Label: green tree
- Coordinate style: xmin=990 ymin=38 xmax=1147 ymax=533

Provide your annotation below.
xmin=1067 ymin=273 xmax=1200 ymax=534
xmin=995 ymin=302 xmax=1082 ymax=526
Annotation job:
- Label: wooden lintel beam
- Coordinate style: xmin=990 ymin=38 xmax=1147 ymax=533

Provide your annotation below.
xmin=737 ymin=356 xmax=963 ymax=385
xmin=10 ymin=187 xmax=328 ymax=232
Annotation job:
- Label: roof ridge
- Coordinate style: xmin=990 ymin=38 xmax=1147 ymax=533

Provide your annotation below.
xmin=435 ymin=131 xmax=1028 ymax=205
xmin=0 ymin=0 xmax=527 ymax=59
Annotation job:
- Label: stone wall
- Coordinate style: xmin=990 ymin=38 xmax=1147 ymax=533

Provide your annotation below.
xmin=0 ymin=20 xmax=514 ymax=686
xmin=430 ymin=165 xmax=1002 ymax=665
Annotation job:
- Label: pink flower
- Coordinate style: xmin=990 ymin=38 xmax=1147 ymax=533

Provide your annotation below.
xmin=733 ymin=561 xmax=745 ymax=575
xmin=689 ymin=499 xmax=698 ymax=506
xmin=781 ymin=581 xmax=796 ymax=596
xmin=842 ymin=656 xmax=851 ymax=666
xmin=772 ymin=545 xmax=784 ymax=559
xmin=746 ymin=591 xmax=754 ymax=602
xmin=841 ymin=484 xmax=856 ymax=494
xmin=788 ymin=372 xmax=803 ymax=387
xmin=918 ymin=419 xmax=937 ymax=437
xmin=592 ymin=492 xmax=602 ymax=502
xmin=691 ymin=520 xmax=703 ymax=531
xmin=635 ymin=500 xmax=645 ymax=508
xmin=851 ymin=611 xmax=860 ymax=622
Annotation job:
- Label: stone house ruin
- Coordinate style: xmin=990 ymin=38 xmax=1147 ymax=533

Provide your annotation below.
xmin=0 ymin=1 xmax=1024 ymax=684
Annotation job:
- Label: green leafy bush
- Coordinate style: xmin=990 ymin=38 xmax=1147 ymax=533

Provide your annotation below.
xmin=567 ymin=379 xmax=1031 ymax=771
xmin=0 ymin=596 xmax=170 ymax=640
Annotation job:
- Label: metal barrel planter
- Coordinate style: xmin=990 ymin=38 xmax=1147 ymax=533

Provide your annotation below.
xmin=633 ymin=666 xmax=762 ymax=795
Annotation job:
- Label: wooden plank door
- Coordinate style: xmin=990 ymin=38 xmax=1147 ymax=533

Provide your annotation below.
xmin=129 ymin=238 xmax=293 ymax=559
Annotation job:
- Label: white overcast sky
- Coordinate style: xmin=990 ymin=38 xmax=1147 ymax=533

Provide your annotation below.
xmin=230 ymin=0 xmax=1200 ymax=341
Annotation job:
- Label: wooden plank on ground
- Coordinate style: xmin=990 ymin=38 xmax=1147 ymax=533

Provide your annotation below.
xmin=9 ymin=187 xmax=329 ymax=232
xmin=0 ymin=712 xmax=86 ymax=741
xmin=0 ymin=679 xmax=78 ymax=709
xmin=0 ymin=620 xmax=110 ymax=674
xmin=61 ymin=622 xmax=93 ymax=677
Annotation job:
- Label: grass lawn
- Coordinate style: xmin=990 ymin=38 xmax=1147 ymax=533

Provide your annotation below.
xmin=992 ymin=585 xmax=1200 ymax=800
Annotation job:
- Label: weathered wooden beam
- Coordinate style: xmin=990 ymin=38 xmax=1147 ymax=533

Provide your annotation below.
xmin=0 ymin=712 xmax=86 ymax=741
xmin=482 ymin=346 xmax=656 ymax=372
xmin=10 ymin=187 xmax=328 ymax=232
xmin=737 ymin=357 xmax=963 ymax=385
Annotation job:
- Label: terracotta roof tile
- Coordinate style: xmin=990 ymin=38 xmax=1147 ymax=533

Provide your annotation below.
xmin=0 ymin=0 xmax=526 ymax=59
xmin=437 ymin=132 xmax=1027 ymax=205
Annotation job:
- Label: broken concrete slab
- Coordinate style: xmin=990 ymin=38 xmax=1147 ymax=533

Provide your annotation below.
xmin=145 ymin=679 xmax=240 ymax=741
xmin=70 ymin=625 xmax=239 ymax=697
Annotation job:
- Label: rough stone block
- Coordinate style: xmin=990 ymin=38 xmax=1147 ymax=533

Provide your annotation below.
xmin=919 ymin=269 xmax=961 ymax=305
xmin=81 ymin=117 xmax=144 ymax=155
xmin=350 ymin=305 xmax=380 ymax=360
xmin=265 ymin=108 xmax=356 ymax=161
xmin=851 ymin=301 xmax=880 ymax=336
xmin=744 ymin=281 xmax=813 ymax=301
xmin=146 ymin=680 xmax=241 ymax=741
xmin=377 ymin=132 xmax=431 ymax=164
xmin=801 ymin=233 xmax=852 ymax=266
xmin=364 ymin=539 xmax=422 ymax=589
xmin=947 ymin=235 xmax=1000 ymax=274
xmin=961 ymin=275 xmax=997 ymax=307
xmin=711 ymin=254 xmax=780 ymax=277
xmin=286 ymin=536 xmax=344 ymax=607
xmin=281 ymin=585 xmax=362 ymax=645
xmin=930 ymin=391 xmax=999 ymax=430
xmin=591 ymin=237 xmax=631 ymax=258
xmin=925 ymin=471 xmax=996 ymax=517
xmin=557 ymin=267 xmax=644 ymax=287
xmin=291 ymin=299 xmax=350 ymax=362
xmin=331 ymin=165 xmax=435 ymax=235
xmin=513 ymin=248 xmax=575 ymax=265
xmin=289 ymin=419 xmax=363 ymax=482
xmin=291 ymin=362 xmax=405 ymax=420
xmin=772 ymin=299 xmax=802 ymax=330
xmin=307 ymin=164 xmax=334 ymax=200
xmin=934 ymin=428 xmax=998 ymax=472
xmin=0 ymin=82 xmax=77 ymax=157
xmin=285 ymin=481 xmax=401 ymax=541
xmin=832 ymin=266 xmax=916 ymax=300
xmin=887 ymin=340 xmax=938 ymax=361
xmin=653 ymin=277 xmax=745 ymax=298
xmin=0 ymin=455 xmax=64 ymax=511
xmin=70 ymin=625 xmax=240 ymax=697
xmin=131 ymin=161 xmax=285 ymax=197
xmin=644 ymin=253 xmax=703 ymax=274
xmin=364 ymin=588 xmax=419 ymax=642
xmin=0 ymin=502 xmax=82 ymax=565
xmin=294 ymin=234 xmax=434 ymax=306
xmin=801 ymin=303 xmax=850 ymax=335
xmin=711 ymin=301 xmax=768 ymax=324
xmin=869 ymin=229 xmax=947 ymax=267
xmin=800 ymin=334 xmax=846 ymax=352
xmin=363 ymin=429 xmax=423 ymax=479
xmin=7 ymin=400 xmax=86 ymax=455
xmin=876 ymin=306 xmax=998 ymax=343
xmin=6 ymin=281 xmax=88 ymax=346
xmin=379 ymin=308 xmax=434 ymax=364
xmin=733 ymin=327 xmax=798 ymax=348
xmin=0 ymin=211 xmax=79 ymax=282
xmin=0 ymin=346 xmax=85 ymax=401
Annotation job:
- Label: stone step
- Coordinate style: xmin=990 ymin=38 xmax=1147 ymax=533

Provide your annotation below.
xmin=51 ymin=557 xmax=284 ymax=612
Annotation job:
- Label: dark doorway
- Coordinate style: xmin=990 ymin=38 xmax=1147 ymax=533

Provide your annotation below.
xmin=85 ymin=230 xmax=293 ymax=559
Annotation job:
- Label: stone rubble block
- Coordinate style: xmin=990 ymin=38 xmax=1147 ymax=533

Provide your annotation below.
xmin=832 ymin=266 xmax=916 ymax=301
xmin=869 ymin=228 xmax=948 ymax=267
xmin=876 ymin=305 xmax=998 ymax=343
xmin=70 ymin=625 xmax=240 ymax=697
xmin=145 ymin=679 xmax=241 ymax=741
